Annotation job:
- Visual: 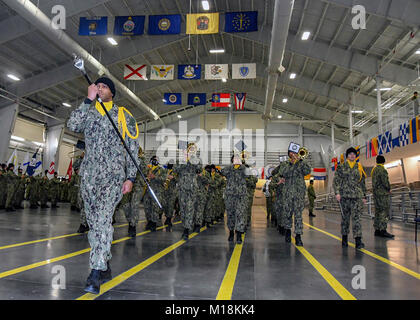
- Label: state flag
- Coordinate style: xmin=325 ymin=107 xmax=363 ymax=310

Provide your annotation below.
xmin=148 ymin=14 xmax=181 ymax=35
xmin=114 ymin=16 xmax=145 ymax=36
xmin=26 ymin=149 xmax=42 ymax=177
xmin=178 ymin=64 xmax=201 ymax=80
xmin=188 ymin=93 xmax=206 ymax=106
xmin=232 ymin=63 xmax=256 ymax=79
xmin=234 ymin=93 xmax=246 ymax=110
xmin=124 ymin=64 xmax=147 ymax=80
xmin=164 ymin=93 xmax=182 ymax=105
xmin=212 ymin=93 xmax=230 ymax=107
xmin=205 ymin=64 xmax=228 ymax=80
xmin=150 ymin=65 xmax=174 ymax=80
xmin=79 ymin=17 xmax=107 ymax=36
xmin=186 ymin=13 xmax=219 ymax=34
xmin=225 ymin=11 xmax=258 ymax=33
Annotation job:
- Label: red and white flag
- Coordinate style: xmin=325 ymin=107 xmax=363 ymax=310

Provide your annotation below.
xmin=47 ymin=161 xmax=55 ymax=179
xmin=312 ymin=168 xmax=327 ymax=180
xmin=234 ymin=93 xmax=246 ymax=110
xmin=212 ymin=93 xmax=230 ymax=107
xmin=124 ymin=64 xmax=147 ymax=80
xmin=66 ymin=159 xmax=73 ymax=180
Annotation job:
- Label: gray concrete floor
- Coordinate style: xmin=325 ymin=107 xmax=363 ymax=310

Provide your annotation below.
xmin=0 ymin=202 xmax=419 ymax=300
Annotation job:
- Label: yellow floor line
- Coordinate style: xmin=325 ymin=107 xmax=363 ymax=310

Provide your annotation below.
xmin=0 ymin=220 xmax=147 ymax=251
xmin=77 ymin=225 xmax=210 ymax=300
xmin=216 ymin=233 xmax=245 ymax=300
xmin=291 ymin=237 xmax=356 ymax=300
xmin=0 ymin=221 xmax=181 ymax=279
xmin=304 ymin=222 xmax=420 ymax=280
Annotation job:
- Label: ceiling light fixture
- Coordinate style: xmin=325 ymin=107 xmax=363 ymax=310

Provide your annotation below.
xmin=282 ymin=98 xmax=288 ymax=103
xmin=7 ymin=74 xmax=20 ymax=81
xmin=202 ymin=0 xmax=210 ymax=10
xmin=289 ymin=73 xmax=296 ymax=79
xmin=209 ymin=49 xmax=225 ymax=54
xmin=62 ymin=102 xmax=71 ymax=107
xmin=301 ymin=31 xmax=311 ymax=40
xmin=374 ymin=88 xmax=392 ymax=91
xmin=415 ymin=50 xmax=420 ymax=55
xmin=277 ymin=115 xmax=282 ymax=119
xmin=222 ymin=78 xmax=227 ymax=82
xmin=351 ymin=110 xmax=363 ymax=113
xmin=107 ymin=37 xmax=118 ymax=46
xmin=177 ymin=115 xmax=182 ymax=119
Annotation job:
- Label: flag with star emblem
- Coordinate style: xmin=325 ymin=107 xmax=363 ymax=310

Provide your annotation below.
xmin=225 ymin=11 xmax=258 ymax=33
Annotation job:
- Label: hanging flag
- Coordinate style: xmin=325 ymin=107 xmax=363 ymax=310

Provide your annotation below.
xmin=365 ymin=140 xmax=371 ymax=159
xmin=66 ymin=159 xmax=73 ymax=180
xmin=186 ymin=13 xmax=219 ymax=34
xmin=114 ymin=16 xmax=145 ymax=36
xmin=378 ymin=131 xmax=391 ymax=155
xmin=232 ymin=63 xmax=256 ymax=79
xmin=164 ymin=93 xmax=182 ymax=105
xmin=26 ymin=150 xmax=42 ymax=177
xmin=234 ymin=93 xmax=246 ymax=110
xmin=47 ymin=162 xmax=55 ymax=179
xmin=371 ymin=137 xmax=379 ymax=157
xmin=205 ymin=64 xmax=228 ymax=80
xmin=312 ymin=168 xmax=327 ymax=180
xmin=212 ymin=93 xmax=230 ymax=107
xmin=150 ymin=65 xmax=174 ymax=80
xmin=187 ymin=93 xmax=206 ymax=106
xmin=340 ymin=153 xmax=345 ymax=164
xmin=148 ymin=14 xmax=181 ymax=35
xmin=409 ymin=116 xmax=419 ymax=144
xmin=261 ymin=167 xmax=264 ymax=179
xmin=22 ymin=151 xmax=30 ymax=174
xmin=79 ymin=17 xmax=107 ymax=36
xmin=391 ymin=126 xmax=400 ymax=149
xmin=225 ymin=11 xmax=258 ymax=33
xmin=178 ymin=64 xmax=201 ymax=80
xmin=124 ymin=64 xmax=147 ymax=80
xmin=355 ymin=146 xmax=361 ymax=162
xmin=331 ymin=157 xmax=338 ymax=171
xmin=6 ymin=149 xmax=18 ymax=174
xmin=399 ymin=122 xmax=409 ymax=147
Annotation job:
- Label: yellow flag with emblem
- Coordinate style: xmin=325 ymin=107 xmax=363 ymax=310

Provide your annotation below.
xmin=186 ymin=13 xmax=219 ymax=34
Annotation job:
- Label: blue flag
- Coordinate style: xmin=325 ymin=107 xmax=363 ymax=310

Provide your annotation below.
xmin=79 ymin=17 xmax=108 ymax=36
xmin=225 ymin=11 xmax=258 ymax=33
xmin=26 ymin=150 xmax=42 ymax=177
xmin=148 ymin=14 xmax=181 ymax=35
xmin=164 ymin=93 xmax=182 ymax=105
xmin=114 ymin=16 xmax=145 ymax=36
xmin=178 ymin=65 xmax=201 ymax=80
xmin=188 ymin=93 xmax=206 ymax=106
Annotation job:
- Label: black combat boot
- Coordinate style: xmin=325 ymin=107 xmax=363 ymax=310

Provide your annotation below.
xmin=182 ymin=228 xmax=189 ymax=241
xmin=381 ymin=230 xmax=395 ymax=239
xmin=0 ymin=205 xmax=4 ymax=210
xmin=309 ymin=212 xmax=316 ymax=217
xmin=374 ymin=230 xmax=381 ymax=236
xmin=193 ymin=224 xmax=200 ymax=233
xmin=100 ymin=262 xmax=112 ymax=284
xmin=30 ymin=204 xmax=38 ymax=209
xmin=150 ymin=222 xmax=157 ymax=232
xmin=295 ymin=234 xmax=303 ymax=246
xmin=70 ymin=205 xmax=76 ymax=211
xmin=206 ymin=221 xmax=212 ymax=228
xmin=285 ymin=229 xmax=291 ymax=243
xmin=228 ymin=230 xmax=234 ymax=242
xmin=84 ymin=269 xmax=101 ymax=294
xmin=145 ymin=221 xmax=151 ymax=230
xmin=77 ymin=224 xmax=89 ymax=233
xmin=14 ymin=205 xmax=24 ymax=210
xmin=164 ymin=217 xmax=172 ymax=227
xmin=355 ymin=237 xmax=365 ymax=249
xmin=128 ymin=225 xmax=136 ymax=237
xmin=342 ymin=235 xmax=348 ymax=247
xmin=236 ymin=231 xmax=243 ymax=244
xmin=5 ymin=207 xmax=15 ymax=212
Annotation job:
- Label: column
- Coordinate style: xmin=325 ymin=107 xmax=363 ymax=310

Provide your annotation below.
xmin=376 ymin=76 xmax=383 ymax=134
xmin=44 ymin=123 xmax=64 ymax=172
xmin=0 ymin=103 xmax=19 ymax=163
xmin=349 ymin=104 xmax=353 ymax=145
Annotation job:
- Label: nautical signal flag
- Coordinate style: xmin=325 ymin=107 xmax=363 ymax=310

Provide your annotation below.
xmin=150 ymin=65 xmax=174 ymax=80
xmin=188 ymin=93 xmax=206 ymax=106
xmin=178 ymin=64 xmax=201 ymax=80
xmin=234 ymin=93 xmax=246 ymax=110
xmin=124 ymin=64 xmax=147 ymax=80
xmin=212 ymin=93 xmax=230 ymax=107
xmin=225 ymin=11 xmax=258 ymax=33
xmin=355 ymin=145 xmax=361 ymax=162
xmin=232 ymin=63 xmax=256 ymax=79
xmin=148 ymin=14 xmax=181 ymax=35
xmin=79 ymin=17 xmax=107 ymax=36
xmin=164 ymin=93 xmax=182 ymax=105
xmin=399 ymin=122 xmax=409 ymax=146
xmin=114 ymin=16 xmax=145 ymax=36
xmin=186 ymin=13 xmax=219 ymax=34
xmin=409 ymin=116 xmax=419 ymax=144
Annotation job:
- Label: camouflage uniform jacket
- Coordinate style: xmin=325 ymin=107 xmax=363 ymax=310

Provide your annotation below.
xmin=197 ymin=169 xmax=210 ymax=192
xmin=67 ymin=100 xmax=139 ymax=185
xmin=173 ymin=161 xmax=201 ymax=191
xmin=278 ymin=160 xmax=311 ymax=199
xmin=307 ymin=185 xmax=316 ymax=199
xmin=333 ymin=161 xmax=367 ymax=199
xmin=371 ymin=165 xmax=390 ymax=197
xmin=220 ymin=165 xmax=248 ymax=196
xmin=246 ymin=175 xmax=258 ymax=193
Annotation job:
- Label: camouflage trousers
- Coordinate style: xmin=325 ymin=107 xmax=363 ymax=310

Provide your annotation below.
xmin=216 ymin=194 xmax=225 ymax=219
xmin=14 ymin=189 xmax=25 ymax=207
xmin=179 ymin=190 xmax=196 ymax=230
xmin=246 ymin=193 xmax=254 ymax=224
xmin=50 ymin=191 xmax=59 ymax=207
xmin=0 ymin=190 xmax=6 ymax=207
xmin=39 ymin=190 xmax=48 ymax=206
xmin=5 ymin=186 xmax=16 ymax=208
xmin=204 ymin=192 xmax=218 ymax=223
xmin=340 ymin=198 xmax=363 ymax=238
xmin=79 ymin=192 xmax=87 ymax=226
xmin=81 ymin=179 xmax=123 ymax=271
xmin=283 ymin=196 xmax=304 ymax=235
xmin=308 ymin=197 xmax=315 ymax=213
xmin=164 ymin=189 xmax=177 ymax=219
xmin=70 ymin=189 xmax=79 ymax=208
xmin=144 ymin=191 xmax=163 ymax=224
xmin=373 ymin=195 xmax=390 ymax=231
xmin=225 ymin=193 xmax=247 ymax=233
xmin=266 ymin=197 xmax=272 ymax=218
xmin=194 ymin=191 xmax=208 ymax=226
xmin=119 ymin=194 xmax=141 ymax=227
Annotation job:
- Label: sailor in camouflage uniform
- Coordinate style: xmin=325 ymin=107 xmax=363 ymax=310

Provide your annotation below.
xmin=49 ymin=172 xmax=61 ymax=208
xmin=277 ymin=143 xmax=312 ymax=246
xmin=194 ymin=166 xmax=210 ymax=232
xmin=270 ymin=161 xmax=288 ymax=234
xmin=69 ymin=168 xmax=81 ymax=211
xmin=38 ymin=170 xmax=50 ymax=209
xmin=13 ymin=167 xmax=26 ymax=209
xmin=173 ymin=143 xmax=202 ymax=240
xmin=245 ymin=168 xmax=258 ymax=228
xmin=163 ymin=161 xmax=177 ymax=229
xmin=0 ymin=164 xmax=6 ymax=209
xmin=215 ymin=169 xmax=226 ymax=222
xmin=143 ymin=156 xmax=166 ymax=232
xmin=333 ymin=147 xmax=367 ymax=249
xmin=27 ymin=175 xmax=39 ymax=209
xmin=371 ymin=155 xmax=394 ymax=238
xmin=220 ymin=155 xmax=249 ymax=244
xmin=67 ymin=77 xmax=139 ymax=294
xmin=307 ymin=180 xmax=316 ymax=217
xmin=204 ymin=165 xmax=221 ymax=227
xmin=5 ymin=163 xmax=18 ymax=212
